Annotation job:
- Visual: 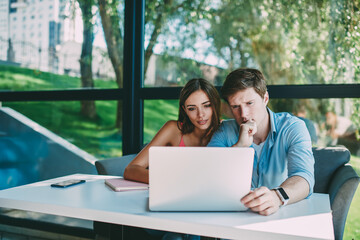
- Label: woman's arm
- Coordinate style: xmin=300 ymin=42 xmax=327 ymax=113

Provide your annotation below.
xmin=123 ymin=121 xmax=181 ymax=183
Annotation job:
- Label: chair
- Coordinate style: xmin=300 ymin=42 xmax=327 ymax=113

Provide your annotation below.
xmin=94 ymin=154 xmax=154 ymax=239
xmin=95 ymin=154 xmax=137 ymax=176
xmin=94 ymin=147 xmax=359 ymax=240
xmin=312 ymin=147 xmax=359 ymax=240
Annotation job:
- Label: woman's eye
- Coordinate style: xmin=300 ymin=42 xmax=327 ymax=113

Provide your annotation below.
xmin=187 ymin=107 xmax=196 ymax=111
xmin=204 ymin=104 xmax=212 ymax=108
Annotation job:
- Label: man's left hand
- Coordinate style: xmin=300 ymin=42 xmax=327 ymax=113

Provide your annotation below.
xmin=241 ymin=186 xmax=282 ymax=216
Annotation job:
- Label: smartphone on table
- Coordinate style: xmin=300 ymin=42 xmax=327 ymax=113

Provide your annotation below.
xmin=51 ymin=179 xmax=86 ymax=188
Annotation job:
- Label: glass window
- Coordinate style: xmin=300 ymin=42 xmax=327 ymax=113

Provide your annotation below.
xmin=0 ymin=65 xmax=117 ymax=91
xmin=144 ymin=98 xmax=360 ymax=159
xmin=2 ymin=100 xmax=122 ymax=159
xmin=0 ymin=0 xmax=124 ymax=91
xmin=144 ymin=1 xmax=360 ymax=87
xmin=143 ymin=98 xmax=233 ymax=145
xmin=143 ymin=99 xmax=179 ymax=144
xmin=268 ymin=98 xmax=360 ymax=158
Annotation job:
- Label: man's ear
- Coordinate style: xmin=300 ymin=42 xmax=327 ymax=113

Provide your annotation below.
xmin=264 ymin=91 xmax=269 ymax=105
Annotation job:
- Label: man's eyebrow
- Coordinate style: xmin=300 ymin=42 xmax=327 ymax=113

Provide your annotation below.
xmin=229 ymin=104 xmax=239 ymax=108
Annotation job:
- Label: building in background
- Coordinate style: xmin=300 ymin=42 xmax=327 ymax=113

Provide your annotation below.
xmin=0 ymin=0 xmax=61 ymax=71
xmin=0 ymin=0 xmax=115 ymax=79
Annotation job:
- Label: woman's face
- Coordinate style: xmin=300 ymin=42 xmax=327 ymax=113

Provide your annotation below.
xmin=183 ymin=90 xmax=213 ymax=131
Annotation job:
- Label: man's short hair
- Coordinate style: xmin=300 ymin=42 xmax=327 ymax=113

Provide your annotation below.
xmin=221 ymin=68 xmax=267 ymax=102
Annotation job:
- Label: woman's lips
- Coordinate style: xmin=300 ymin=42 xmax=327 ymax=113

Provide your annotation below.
xmin=198 ymin=119 xmax=208 ymax=125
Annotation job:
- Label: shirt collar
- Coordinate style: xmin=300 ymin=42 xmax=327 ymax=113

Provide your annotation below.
xmin=267 ymin=107 xmax=277 ymax=142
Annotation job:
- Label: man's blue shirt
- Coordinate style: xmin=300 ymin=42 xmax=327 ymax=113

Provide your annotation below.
xmin=208 ymin=108 xmax=315 ymax=195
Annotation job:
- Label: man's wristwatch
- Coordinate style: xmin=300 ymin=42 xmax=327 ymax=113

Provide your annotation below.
xmin=274 ymin=187 xmax=289 ymax=206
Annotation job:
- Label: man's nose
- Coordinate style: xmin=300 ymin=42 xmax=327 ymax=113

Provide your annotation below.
xmin=239 ymin=107 xmax=248 ymax=120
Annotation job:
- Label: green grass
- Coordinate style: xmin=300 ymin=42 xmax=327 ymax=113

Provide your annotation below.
xmin=144 ymin=99 xmax=179 ymax=143
xmin=1 ymin=64 xmax=359 ymax=238
xmin=4 ymin=101 xmax=122 ymax=159
xmin=344 ymin=155 xmax=360 ymax=240
xmin=0 ymin=65 xmax=179 ymax=159
xmin=3 ymin=98 xmax=180 ymax=159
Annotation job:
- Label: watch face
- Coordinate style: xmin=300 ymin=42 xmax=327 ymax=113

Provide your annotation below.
xmin=278 ymin=187 xmax=289 ymax=200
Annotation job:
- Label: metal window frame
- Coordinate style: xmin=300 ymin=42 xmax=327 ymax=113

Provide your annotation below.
xmin=1 ymin=0 xmax=360 ymax=155
xmin=1 ymin=85 xmax=360 ymax=155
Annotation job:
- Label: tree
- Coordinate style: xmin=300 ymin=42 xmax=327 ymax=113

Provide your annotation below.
xmin=98 ymin=0 xmax=359 ymax=136
xmin=98 ymin=0 xmax=124 ymax=128
xmin=98 ymin=0 xmax=209 ymax=128
xmin=78 ymin=0 xmax=96 ymax=119
xmin=204 ymin=0 xmax=360 ymax=131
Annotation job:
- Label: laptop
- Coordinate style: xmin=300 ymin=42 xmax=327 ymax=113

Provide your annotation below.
xmin=149 ymin=146 xmax=254 ymax=211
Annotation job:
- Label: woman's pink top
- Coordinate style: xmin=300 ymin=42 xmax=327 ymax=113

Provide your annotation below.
xmin=179 ymin=135 xmax=186 ymax=147
xmin=178 ymin=122 xmax=186 ymax=147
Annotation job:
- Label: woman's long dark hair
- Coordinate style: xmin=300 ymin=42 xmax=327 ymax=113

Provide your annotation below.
xmin=178 ymin=78 xmax=221 ymax=140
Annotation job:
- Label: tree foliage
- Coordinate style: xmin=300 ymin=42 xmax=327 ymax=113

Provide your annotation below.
xmin=95 ymin=0 xmax=359 ymax=134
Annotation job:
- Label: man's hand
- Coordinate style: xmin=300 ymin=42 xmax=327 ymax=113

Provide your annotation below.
xmin=233 ymin=120 xmax=257 ymax=147
xmin=241 ymin=186 xmax=282 ymax=216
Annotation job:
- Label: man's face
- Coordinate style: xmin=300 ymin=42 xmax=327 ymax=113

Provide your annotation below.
xmin=227 ymin=88 xmax=269 ymax=127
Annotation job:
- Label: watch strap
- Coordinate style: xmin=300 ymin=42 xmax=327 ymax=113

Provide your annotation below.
xmin=274 ymin=187 xmax=289 ymax=206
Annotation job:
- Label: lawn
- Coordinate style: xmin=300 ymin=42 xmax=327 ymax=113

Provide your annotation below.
xmin=0 ymin=65 xmax=180 ymax=159
xmin=344 ymin=155 xmax=360 ymax=240
xmin=1 ymin=64 xmax=359 ymax=238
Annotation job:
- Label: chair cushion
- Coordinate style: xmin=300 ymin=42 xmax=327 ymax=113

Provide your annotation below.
xmin=95 ymin=154 xmax=137 ymax=176
xmin=313 ymin=147 xmax=351 ymax=193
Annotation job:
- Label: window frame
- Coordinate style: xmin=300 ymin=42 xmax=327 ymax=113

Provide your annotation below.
xmin=1 ymin=0 xmax=360 ymax=156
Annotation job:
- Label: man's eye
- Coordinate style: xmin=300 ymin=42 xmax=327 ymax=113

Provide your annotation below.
xmin=247 ymin=102 xmax=254 ymax=105
xmin=231 ymin=106 xmax=239 ymax=109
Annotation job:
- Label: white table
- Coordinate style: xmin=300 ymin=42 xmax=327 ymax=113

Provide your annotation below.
xmin=0 ymin=174 xmax=334 ymax=240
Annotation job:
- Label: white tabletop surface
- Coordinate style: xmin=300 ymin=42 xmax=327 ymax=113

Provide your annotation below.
xmin=0 ymin=174 xmax=334 ymax=240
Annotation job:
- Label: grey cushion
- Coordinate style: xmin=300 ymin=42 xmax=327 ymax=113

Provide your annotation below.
xmin=313 ymin=147 xmax=359 ymax=240
xmin=95 ymin=154 xmax=137 ymax=176
xmin=313 ymin=147 xmax=350 ymax=193
xmin=330 ymin=169 xmax=359 ymax=240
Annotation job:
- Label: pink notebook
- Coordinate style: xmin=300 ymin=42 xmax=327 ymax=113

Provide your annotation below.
xmin=105 ymin=178 xmax=149 ymax=192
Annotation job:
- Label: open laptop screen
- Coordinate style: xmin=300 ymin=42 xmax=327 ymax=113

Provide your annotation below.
xmin=149 ymin=147 xmax=254 ymax=211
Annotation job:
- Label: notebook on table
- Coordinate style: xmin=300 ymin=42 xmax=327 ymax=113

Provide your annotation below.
xmin=149 ymin=146 xmax=254 ymax=211
xmin=105 ymin=178 xmax=149 ymax=192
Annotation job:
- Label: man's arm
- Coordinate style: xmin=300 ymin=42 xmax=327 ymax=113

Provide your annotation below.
xmin=280 ymin=175 xmax=310 ymax=204
xmin=241 ymin=175 xmax=309 ymax=216
xmin=242 ymin=117 xmax=314 ymax=216
xmin=232 ymin=120 xmax=257 ymax=147
xmin=207 ymin=120 xmax=238 ymax=147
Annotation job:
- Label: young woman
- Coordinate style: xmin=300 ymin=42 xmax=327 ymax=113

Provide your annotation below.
xmin=123 ymin=78 xmax=221 ymax=184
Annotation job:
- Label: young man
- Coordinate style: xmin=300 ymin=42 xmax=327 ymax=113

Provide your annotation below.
xmin=208 ymin=68 xmax=314 ymax=216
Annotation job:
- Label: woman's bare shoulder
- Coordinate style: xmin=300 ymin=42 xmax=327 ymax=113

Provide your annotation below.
xmin=160 ymin=120 xmax=181 ymax=135
xmin=163 ymin=120 xmax=180 ymax=128
xmin=154 ymin=120 xmax=182 ymax=145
